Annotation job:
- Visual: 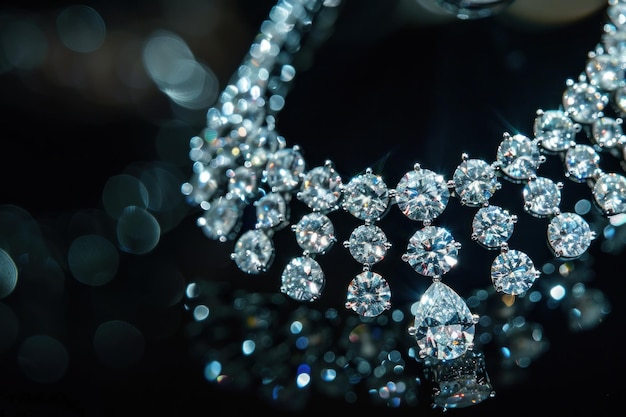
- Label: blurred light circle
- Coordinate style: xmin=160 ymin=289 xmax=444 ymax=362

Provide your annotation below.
xmin=116 ymin=206 xmax=161 ymax=254
xmin=68 ymin=234 xmax=119 ymax=286
xmin=102 ymin=174 xmax=149 ymax=219
xmin=0 ymin=248 xmax=18 ymax=298
xmin=93 ymin=320 xmax=144 ymax=369
xmin=56 ymin=5 xmax=106 ymax=53
xmin=142 ymin=32 xmax=195 ymax=86
xmin=0 ymin=18 xmax=48 ymax=70
xmin=18 ymin=334 xmax=69 ymax=383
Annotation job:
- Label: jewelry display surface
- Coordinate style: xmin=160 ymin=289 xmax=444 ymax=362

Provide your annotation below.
xmin=0 ymin=0 xmax=624 ymax=415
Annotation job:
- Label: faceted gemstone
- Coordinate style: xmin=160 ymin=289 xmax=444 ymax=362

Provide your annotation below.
xmin=547 ymin=212 xmax=595 ymax=259
xmin=345 ymin=271 xmax=391 ymax=317
xmin=403 ymin=226 xmax=460 ymax=277
xmin=424 ymin=350 xmax=495 ymax=410
xmin=490 ymin=250 xmax=540 ymax=295
xmin=297 ymin=163 xmax=343 ymax=212
xmin=254 ymin=192 xmax=288 ymax=230
xmin=197 ymin=196 xmax=242 ymax=242
xmin=280 ymin=256 xmax=325 ymax=302
xmin=394 ymin=166 xmax=450 ymax=222
xmin=471 ymin=205 xmax=515 ymax=249
xmin=591 ymin=117 xmax=626 ymax=148
xmin=452 ymin=158 xmax=499 ymax=207
xmin=564 ymin=144 xmax=601 ymax=182
xmin=292 ymin=212 xmax=335 ymax=254
xmin=522 ymin=176 xmax=561 ymax=218
xmin=227 ymin=165 xmax=260 ymax=202
xmin=231 ymin=229 xmax=274 ymax=274
xmin=585 ymin=53 xmax=625 ymax=91
xmin=342 ymin=170 xmax=390 ymax=222
xmin=408 ymin=281 xmax=476 ymax=361
xmin=265 ymin=147 xmax=306 ymax=192
xmin=562 ymin=80 xmax=609 ymax=124
xmin=533 ymin=109 xmax=577 ymax=153
xmin=593 ymin=172 xmax=626 ymax=215
xmin=242 ymin=126 xmax=285 ymax=168
xmin=345 ymin=224 xmax=390 ymax=266
xmin=495 ymin=133 xmax=542 ymax=181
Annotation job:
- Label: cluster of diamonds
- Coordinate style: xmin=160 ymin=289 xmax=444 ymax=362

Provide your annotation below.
xmin=182 ymin=0 xmax=626 ymax=368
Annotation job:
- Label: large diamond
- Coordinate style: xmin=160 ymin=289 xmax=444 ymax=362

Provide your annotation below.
xmin=408 ymin=281 xmax=477 ymax=361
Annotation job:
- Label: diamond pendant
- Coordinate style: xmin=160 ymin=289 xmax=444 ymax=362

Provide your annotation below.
xmin=408 ymin=280 xmax=478 ymax=361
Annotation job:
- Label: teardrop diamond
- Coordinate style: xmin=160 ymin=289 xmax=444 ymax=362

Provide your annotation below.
xmin=408 ymin=281 xmax=477 ymax=361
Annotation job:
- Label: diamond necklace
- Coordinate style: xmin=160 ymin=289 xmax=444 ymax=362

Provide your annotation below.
xmin=180 ymin=0 xmax=626 ymax=410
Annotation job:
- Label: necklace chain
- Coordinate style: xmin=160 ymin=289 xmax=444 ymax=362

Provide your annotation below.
xmin=182 ymin=0 xmax=626 ymax=409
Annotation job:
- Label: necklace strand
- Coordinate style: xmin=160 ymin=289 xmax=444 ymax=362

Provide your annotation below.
xmin=182 ymin=0 xmax=626 ymax=409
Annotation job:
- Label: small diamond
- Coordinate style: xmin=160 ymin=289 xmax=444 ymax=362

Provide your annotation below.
xmin=254 ymin=192 xmax=288 ymax=229
xmin=453 ymin=158 xmax=499 ymax=207
xmin=593 ymin=172 xmax=626 ymax=215
xmin=395 ymin=165 xmax=450 ymax=222
xmin=293 ymin=212 xmax=336 ymax=254
xmin=231 ymin=229 xmax=274 ymax=274
xmin=280 ymin=256 xmax=325 ymax=302
xmin=471 ymin=205 xmax=516 ymax=249
xmin=197 ymin=196 xmax=242 ymax=242
xmin=495 ymin=133 xmax=542 ymax=181
xmin=345 ymin=271 xmax=391 ymax=317
xmin=562 ymin=80 xmax=609 ymax=124
xmin=490 ymin=250 xmax=540 ymax=295
xmin=564 ymin=144 xmax=601 ymax=182
xmin=533 ymin=109 xmax=577 ymax=153
xmin=265 ymin=147 xmax=306 ymax=192
xmin=297 ymin=162 xmax=343 ymax=212
xmin=342 ymin=170 xmax=390 ymax=222
xmin=345 ymin=224 xmax=390 ymax=266
xmin=523 ymin=177 xmax=561 ymax=218
xmin=547 ymin=212 xmax=595 ymax=259
xmin=403 ymin=226 xmax=460 ymax=277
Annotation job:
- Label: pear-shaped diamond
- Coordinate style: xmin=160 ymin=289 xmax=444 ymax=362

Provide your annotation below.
xmin=408 ymin=281 xmax=477 ymax=361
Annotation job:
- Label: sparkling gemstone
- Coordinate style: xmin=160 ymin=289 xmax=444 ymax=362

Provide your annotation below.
xmin=564 ymin=144 xmax=601 ymax=182
xmin=227 ymin=165 xmax=260 ymax=202
xmin=394 ymin=166 xmax=450 ymax=222
xmin=533 ymin=109 xmax=577 ymax=153
xmin=242 ymin=126 xmax=285 ymax=168
xmin=471 ymin=205 xmax=515 ymax=249
xmin=547 ymin=212 xmax=595 ymax=259
xmin=280 ymin=256 xmax=325 ymax=302
xmin=403 ymin=226 xmax=460 ymax=277
xmin=591 ymin=117 xmax=626 ymax=149
xmin=231 ymin=229 xmax=275 ymax=274
xmin=452 ymin=158 xmax=499 ymax=207
xmin=490 ymin=250 xmax=540 ymax=295
xmin=408 ymin=281 xmax=476 ymax=360
xmin=495 ymin=134 xmax=542 ymax=181
xmin=254 ymin=192 xmax=288 ymax=229
xmin=292 ymin=212 xmax=335 ymax=254
xmin=342 ymin=170 xmax=390 ymax=222
xmin=562 ymin=81 xmax=609 ymax=124
xmin=345 ymin=271 xmax=391 ymax=317
xmin=345 ymin=224 xmax=390 ymax=266
xmin=265 ymin=147 xmax=306 ymax=192
xmin=197 ymin=196 xmax=242 ymax=242
xmin=297 ymin=163 xmax=343 ymax=212
xmin=593 ymin=172 xmax=626 ymax=215
xmin=585 ymin=53 xmax=625 ymax=91
xmin=522 ymin=177 xmax=561 ymax=218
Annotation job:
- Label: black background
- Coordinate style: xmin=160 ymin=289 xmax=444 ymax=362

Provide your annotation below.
xmin=0 ymin=0 xmax=624 ymax=415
